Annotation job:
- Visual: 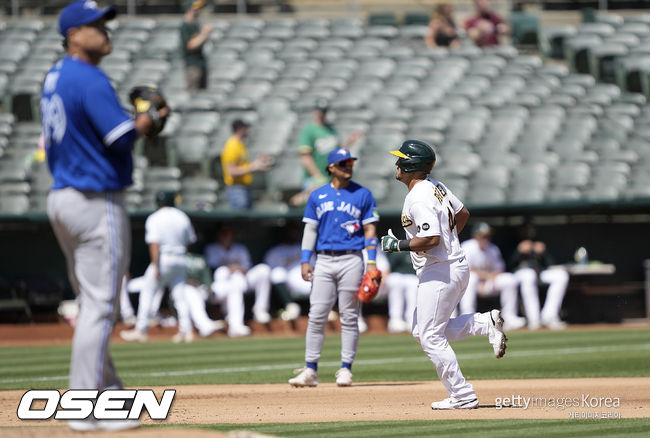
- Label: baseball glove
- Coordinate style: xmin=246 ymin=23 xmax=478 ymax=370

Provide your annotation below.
xmin=357 ymin=269 xmax=382 ymax=303
xmin=128 ymin=86 xmax=169 ymax=137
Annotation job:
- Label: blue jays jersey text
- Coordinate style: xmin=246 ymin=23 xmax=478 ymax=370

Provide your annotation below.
xmin=41 ymin=56 xmax=135 ymax=192
xmin=303 ymin=181 xmax=379 ymax=251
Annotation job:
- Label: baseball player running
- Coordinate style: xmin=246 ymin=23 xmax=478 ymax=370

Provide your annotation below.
xmin=381 ymin=140 xmax=506 ymax=410
xmin=41 ymin=1 xmax=167 ymax=432
xmin=289 ymin=148 xmax=379 ymax=387
xmin=121 ymin=191 xmax=197 ymax=343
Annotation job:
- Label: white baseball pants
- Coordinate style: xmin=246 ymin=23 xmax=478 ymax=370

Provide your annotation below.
xmin=514 ymin=267 xmax=569 ymax=326
xmin=460 ymin=271 xmax=520 ymax=322
xmin=211 ymin=264 xmax=271 ymax=328
xmin=270 ymin=265 xmax=312 ymax=297
xmin=413 ymin=259 xmax=492 ymax=401
xmin=383 ymin=272 xmax=418 ymax=326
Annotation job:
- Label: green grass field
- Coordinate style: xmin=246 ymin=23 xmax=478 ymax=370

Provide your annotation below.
xmin=1 ymin=328 xmax=649 ymax=437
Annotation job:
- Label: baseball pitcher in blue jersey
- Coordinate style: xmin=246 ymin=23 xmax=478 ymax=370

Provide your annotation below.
xmin=40 ymin=1 xmax=168 ymax=432
xmin=289 ymin=148 xmax=380 ymax=387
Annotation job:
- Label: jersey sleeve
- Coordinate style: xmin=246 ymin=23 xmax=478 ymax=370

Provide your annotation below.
xmin=83 ymin=75 xmax=134 ymax=148
xmin=302 ymin=192 xmax=319 ymax=225
xmin=446 ymin=185 xmax=465 ymax=215
xmin=298 ymin=126 xmax=313 ymax=153
xmin=144 ymin=216 xmax=160 ymax=244
xmin=361 ymin=188 xmax=379 ymax=225
xmin=410 ymin=201 xmax=441 ymax=238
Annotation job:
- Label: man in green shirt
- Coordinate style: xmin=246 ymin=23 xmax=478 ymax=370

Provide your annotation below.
xmin=180 ymin=0 xmax=213 ymax=92
xmin=291 ymin=99 xmax=362 ymax=206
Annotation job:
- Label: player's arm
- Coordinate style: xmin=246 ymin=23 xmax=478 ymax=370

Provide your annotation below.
xmin=455 ymin=206 xmax=470 ymax=234
xmin=149 ymin=242 xmax=160 ymax=280
xmin=363 ymin=223 xmax=378 ymax=272
xmin=300 ymin=222 xmax=318 ymax=281
xmin=185 ymin=23 xmax=214 ymax=51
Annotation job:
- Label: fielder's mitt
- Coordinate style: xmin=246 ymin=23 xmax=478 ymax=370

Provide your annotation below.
xmin=128 ymin=86 xmax=169 ymax=137
xmin=357 ymin=269 xmax=382 ymax=303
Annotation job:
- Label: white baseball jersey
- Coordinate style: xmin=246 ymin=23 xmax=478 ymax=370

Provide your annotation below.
xmin=145 ymin=207 xmax=196 ymax=253
xmin=204 ymin=242 xmax=252 ymax=270
xmin=264 ymin=243 xmax=302 ymax=269
xmin=401 ymin=178 xmax=465 ymax=274
xmin=460 ymin=238 xmax=506 ymax=273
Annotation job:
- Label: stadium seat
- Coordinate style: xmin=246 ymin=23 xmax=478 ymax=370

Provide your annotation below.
xmin=588 ymin=43 xmax=628 ymax=84
xmin=564 ymin=34 xmax=602 ymax=74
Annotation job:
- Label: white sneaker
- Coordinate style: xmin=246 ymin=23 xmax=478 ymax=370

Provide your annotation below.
xmin=431 ymin=397 xmax=479 ymax=410
xmin=119 ymin=329 xmax=148 ymax=342
xmin=280 ymin=302 xmax=301 ymax=321
xmin=228 ymin=325 xmax=251 ymax=338
xmin=199 ymin=320 xmax=225 ymax=337
xmin=503 ymin=315 xmax=527 ymax=331
xmin=171 ymin=332 xmax=194 ymax=343
xmin=387 ymin=318 xmax=408 ymax=333
xmin=254 ymin=309 xmax=271 ymax=324
xmin=335 ymin=367 xmax=353 ymax=387
xmin=358 ymin=317 xmax=368 ymax=333
xmin=327 ymin=310 xmax=339 ymax=322
xmin=122 ymin=316 xmax=136 ymax=328
xmin=541 ymin=315 xmax=567 ymax=330
xmin=69 ymin=418 xmax=140 ymax=431
xmin=97 ymin=419 xmax=140 ymax=431
xmin=288 ymin=367 xmax=318 ymax=387
xmin=487 ymin=309 xmax=506 ymax=358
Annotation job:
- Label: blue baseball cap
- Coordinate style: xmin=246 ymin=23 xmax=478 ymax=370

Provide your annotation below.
xmin=327 ymin=148 xmax=357 ymax=166
xmin=59 ymin=1 xmax=117 ymax=37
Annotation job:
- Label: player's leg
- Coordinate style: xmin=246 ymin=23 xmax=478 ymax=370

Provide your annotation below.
xmin=305 ymin=256 xmax=338 ymax=364
xmin=184 ymin=284 xmax=223 ymax=337
xmin=50 ymin=189 xmax=130 ymax=391
xmin=385 ymin=273 xmax=408 ymax=332
xmin=213 ymin=266 xmax=248 ymax=336
xmin=129 ymin=264 xmax=158 ymax=335
xmin=246 ymin=263 xmax=272 ymax=323
xmin=513 ymin=268 xmax=542 ymax=329
xmin=494 ymin=272 xmax=525 ymax=330
xmin=118 ymin=276 xmax=135 ymax=326
xmin=539 ymin=268 xmax=569 ymax=329
xmin=404 ymin=274 xmax=418 ymax=327
xmin=458 ymin=271 xmax=480 ymax=314
xmin=418 ymin=261 xmax=477 ymax=404
xmin=336 ymin=253 xmax=364 ymax=376
xmin=169 ymin=263 xmax=192 ymax=341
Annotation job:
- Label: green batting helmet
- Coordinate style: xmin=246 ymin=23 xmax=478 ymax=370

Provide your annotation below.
xmin=156 ymin=190 xmax=177 ymax=207
xmin=389 ymin=139 xmax=436 ymax=173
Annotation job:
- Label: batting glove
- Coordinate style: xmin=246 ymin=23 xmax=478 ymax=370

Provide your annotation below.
xmin=381 ymin=229 xmax=400 ymax=253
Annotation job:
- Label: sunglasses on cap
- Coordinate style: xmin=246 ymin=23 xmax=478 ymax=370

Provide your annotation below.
xmin=334 ymin=159 xmax=355 ymax=168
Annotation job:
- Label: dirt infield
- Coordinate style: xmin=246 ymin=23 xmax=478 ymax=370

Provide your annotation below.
xmin=1 ymin=321 xmax=649 ymax=436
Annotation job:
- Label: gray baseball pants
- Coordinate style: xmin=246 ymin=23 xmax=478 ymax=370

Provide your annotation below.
xmin=305 ymin=252 xmax=363 ymax=364
xmin=48 ymin=188 xmax=130 ymax=391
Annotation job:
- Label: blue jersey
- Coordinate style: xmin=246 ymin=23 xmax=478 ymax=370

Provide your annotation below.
xmin=41 ymin=56 xmax=136 ymax=192
xmin=303 ymin=181 xmax=379 ymax=251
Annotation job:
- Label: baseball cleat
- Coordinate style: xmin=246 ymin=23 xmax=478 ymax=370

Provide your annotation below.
xmin=503 ymin=315 xmax=527 ymax=331
xmin=171 ymin=332 xmax=194 ymax=344
xmin=280 ymin=302 xmax=301 ymax=321
xmin=335 ymin=367 xmax=353 ymax=387
xmin=387 ymin=318 xmax=409 ymax=333
xmin=288 ymin=367 xmax=318 ymax=387
xmin=199 ymin=320 xmax=225 ymax=337
xmin=119 ymin=329 xmax=148 ymax=343
xmin=227 ymin=325 xmax=252 ymax=338
xmin=358 ymin=317 xmax=368 ymax=334
xmin=488 ymin=309 xmax=507 ymax=358
xmin=253 ymin=309 xmax=271 ymax=324
xmin=541 ymin=315 xmax=567 ymax=331
xmin=431 ymin=397 xmax=479 ymax=410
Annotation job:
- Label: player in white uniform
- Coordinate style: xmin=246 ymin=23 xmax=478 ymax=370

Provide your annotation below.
xmin=509 ymin=226 xmax=569 ymax=330
xmin=381 ymin=140 xmax=507 ymax=410
xmin=263 ymin=226 xmax=309 ymax=321
xmin=460 ymin=223 xmax=527 ymax=331
xmin=204 ymin=226 xmax=272 ymax=337
xmin=120 ymin=191 xmax=196 ymax=342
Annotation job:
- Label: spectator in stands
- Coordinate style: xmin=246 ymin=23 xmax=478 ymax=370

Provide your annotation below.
xmin=290 ymin=99 xmax=362 ymax=206
xmin=180 ymin=0 xmax=213 ymax=92
xmin=204 ymin=226 xmax=273 ymax=337
xmin=425 ymin=3 xmax=461 ymax=49
xmin=220 ymin=119 xmax=273 ymax=210
xmin=464 ymin=0 xmax=509 ymax=47
xmin=460 ymin=223 xmax=526 ymax=331
xmin=509 ymin=224 xmax=569 ymax=330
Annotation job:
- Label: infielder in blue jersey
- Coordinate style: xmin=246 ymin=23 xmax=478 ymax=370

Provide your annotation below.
xmin=41 ymin=1 xmax=167 ymax=432
xmin=289 ymin=148 xmax=379 ymax=387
